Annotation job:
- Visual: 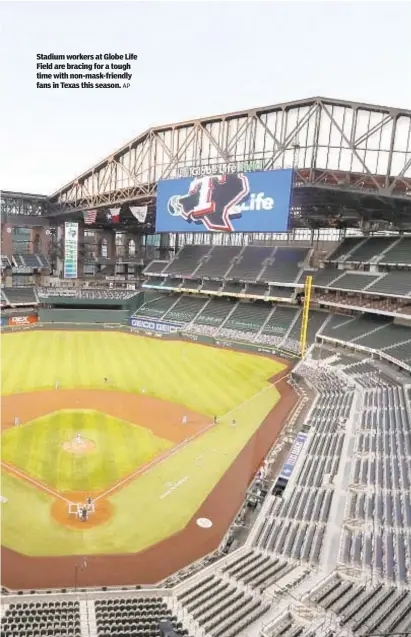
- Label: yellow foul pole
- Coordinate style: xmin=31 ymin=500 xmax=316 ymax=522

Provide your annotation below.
xmin=300 ymin=275 xmax=313 ymax=358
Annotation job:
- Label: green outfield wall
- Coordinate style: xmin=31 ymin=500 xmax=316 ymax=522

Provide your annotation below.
xmin=38 ymin=308 xmax=130 ymax=324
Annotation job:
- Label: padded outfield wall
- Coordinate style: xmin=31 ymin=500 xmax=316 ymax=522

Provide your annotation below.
xmin=1 ymin=314 xmax=294 ymax=360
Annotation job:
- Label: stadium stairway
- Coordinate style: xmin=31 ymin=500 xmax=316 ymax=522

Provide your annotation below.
xmin=163 ymin=295 xmax=208 ymax=323
xmin=157 ymin=295 xmax=182 ymax=319
xmin=143 ymin=260 xmax=168 ymax=275
xmin=342 ymin=237 xmax=397 ymax=264
xmin=223 ymin=245 xmax=246 ymax=280
xmin=309 ymin=268 xmax=346 ymax=288
xmin=226 ymin=246 xmax=275 ymax=282
xmin=0 ymin=604 xmax=9 ymax=620
xmin=376 ymin=236 xmax=404 ymax=263
xmin=259 ymin=306 xmax=300 ymax=348
xmin=134 ymin=295 xmax=179 ymax=318
xmin=216 ymin=302 xmax=240 ymax=333
xmin=189 ymin=298 xmax=234 ymax=331
xmin=279 ymin=308 xmax=302 ymax=353
xmin=163 ymin=245 xmax=211 ymax=277
xmin=195 ymin=246 xmax=242 ymax=279
xmin=259 ymin=247 xmax=311 ymax=285
xmin=324 ymin=237 xmax=365 ymax=262
xmin=1 ymin=289 xmax=10 ymax=305
xmin=380 ymin=237 xmax=411 ymax=265
xmin=185 ymin=297 xmax=214 ymax=330
xmin=305 ymin=574 xmax=411 ymax=635
xmin=80 ymin=600 xmax=90 ymax=637
xmin=85 ymin=600 xmax=97 ymax=637
xmin=254 ymin=306 xmax=277 ymax=341
xmin=217 ymin=303 xmax=272 ymax=343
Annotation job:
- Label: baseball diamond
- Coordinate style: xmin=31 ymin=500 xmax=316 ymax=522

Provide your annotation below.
xmin=2 ymin=47 xmax=411 ymax=637
xmin=1 ymin=330 xmax=289 ymax=562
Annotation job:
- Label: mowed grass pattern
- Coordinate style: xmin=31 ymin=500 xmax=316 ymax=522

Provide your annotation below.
xmin=1 ymin=331 xmax=285 ymax=416
xmin=1 ymin=410 xmax=173 ymax=492
xmin=1 ymin=382 xmax=281 ymax=556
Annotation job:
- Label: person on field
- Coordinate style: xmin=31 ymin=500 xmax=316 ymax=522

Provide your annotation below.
xmin=214 ymin=416 xmax=218 ymax=424
xmin=14 ymin=416 xmax=20 ymax=427
xmin=182 ymin=416 xmax=188 ymax=424
xmin=231 ymin=419 xmax=237 ymax=428
xmin=55 ymin=381 xmax=59 ymax=390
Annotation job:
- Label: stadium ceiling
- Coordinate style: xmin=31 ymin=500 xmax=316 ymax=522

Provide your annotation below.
xmin=25 ymin=97 xmax=411 ymax=229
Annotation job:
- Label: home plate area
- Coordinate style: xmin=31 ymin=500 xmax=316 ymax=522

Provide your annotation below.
xmin=68 ymin=498 xmax=95 ymax=522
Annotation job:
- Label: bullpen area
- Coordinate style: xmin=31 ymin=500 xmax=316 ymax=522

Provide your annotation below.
xmin=1 ymin=329 xmax=296 ymax=588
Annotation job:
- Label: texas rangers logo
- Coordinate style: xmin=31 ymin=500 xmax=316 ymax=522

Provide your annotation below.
xmin=167 ymin=173 xmax=250 ymax=232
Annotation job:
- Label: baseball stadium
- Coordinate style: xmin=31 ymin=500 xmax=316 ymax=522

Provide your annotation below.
xmin=1 ymin=96 xmax=411 ymax=637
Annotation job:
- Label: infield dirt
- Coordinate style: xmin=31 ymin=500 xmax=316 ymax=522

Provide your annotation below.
xmin=1 ymin=389 xmax=209 ymax=442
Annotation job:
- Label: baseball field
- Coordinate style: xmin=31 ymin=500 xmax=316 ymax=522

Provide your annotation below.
xmin=1 ymin=329 xmax=294 ymax=588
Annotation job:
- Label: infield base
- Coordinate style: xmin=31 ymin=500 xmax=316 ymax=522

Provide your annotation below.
xmin=52 ymin=493 xmax=113 ymax=530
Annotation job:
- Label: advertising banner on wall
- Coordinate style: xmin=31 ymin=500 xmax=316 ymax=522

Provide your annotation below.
xmin=155 ymin=168 xmax=293 ymax=233
xmin=1 ymin=316 xmax=9 ymax=326
xmin=64 ymin=222 xmax=79 ymax=279
xmin=8 ymin=315 xmax=38 ymax=327
xmin=130 ymin=317 xmax=182 ymax=333
xmin=279 ymin=432 xmax=307 ymax=481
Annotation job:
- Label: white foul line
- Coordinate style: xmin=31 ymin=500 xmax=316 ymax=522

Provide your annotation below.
xmin=1 ymin=462 xmax=71 ymax=504
xmin=93 ymin=420 xmax=215 ymax=503
xmin=222 ymin=370 xmax=291 ymax=420
xmin=94 ymin=370 xmax=291 ymax=504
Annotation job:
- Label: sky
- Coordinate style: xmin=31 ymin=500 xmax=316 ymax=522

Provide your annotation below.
xmin=1 ymin=0 xmax=410 ymax=195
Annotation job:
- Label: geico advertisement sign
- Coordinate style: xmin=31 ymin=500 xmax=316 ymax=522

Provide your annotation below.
xmin=130 ymin=318 xmax=180 ymax=333
xmin=8 ymin=315 xmax=38 ymax=326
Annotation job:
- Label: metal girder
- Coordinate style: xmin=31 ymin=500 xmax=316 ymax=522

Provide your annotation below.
xmin=1 ymin=191 xmax=49 ymax=217
xmin=48 ymin=96 xmax=411 ymax=213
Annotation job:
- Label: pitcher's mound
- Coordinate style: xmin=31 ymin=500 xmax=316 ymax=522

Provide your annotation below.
xmin=63 ymin=436 xmax=95 ymax=454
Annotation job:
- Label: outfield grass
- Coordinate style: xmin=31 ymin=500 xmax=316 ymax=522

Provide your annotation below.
xmin=1 ymin=410 xmax=173 ymax=491
xmin=1 ymin=331 xmax=284 ymax=416
xmin=1 ymin=381 xmax=281 ymax=556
